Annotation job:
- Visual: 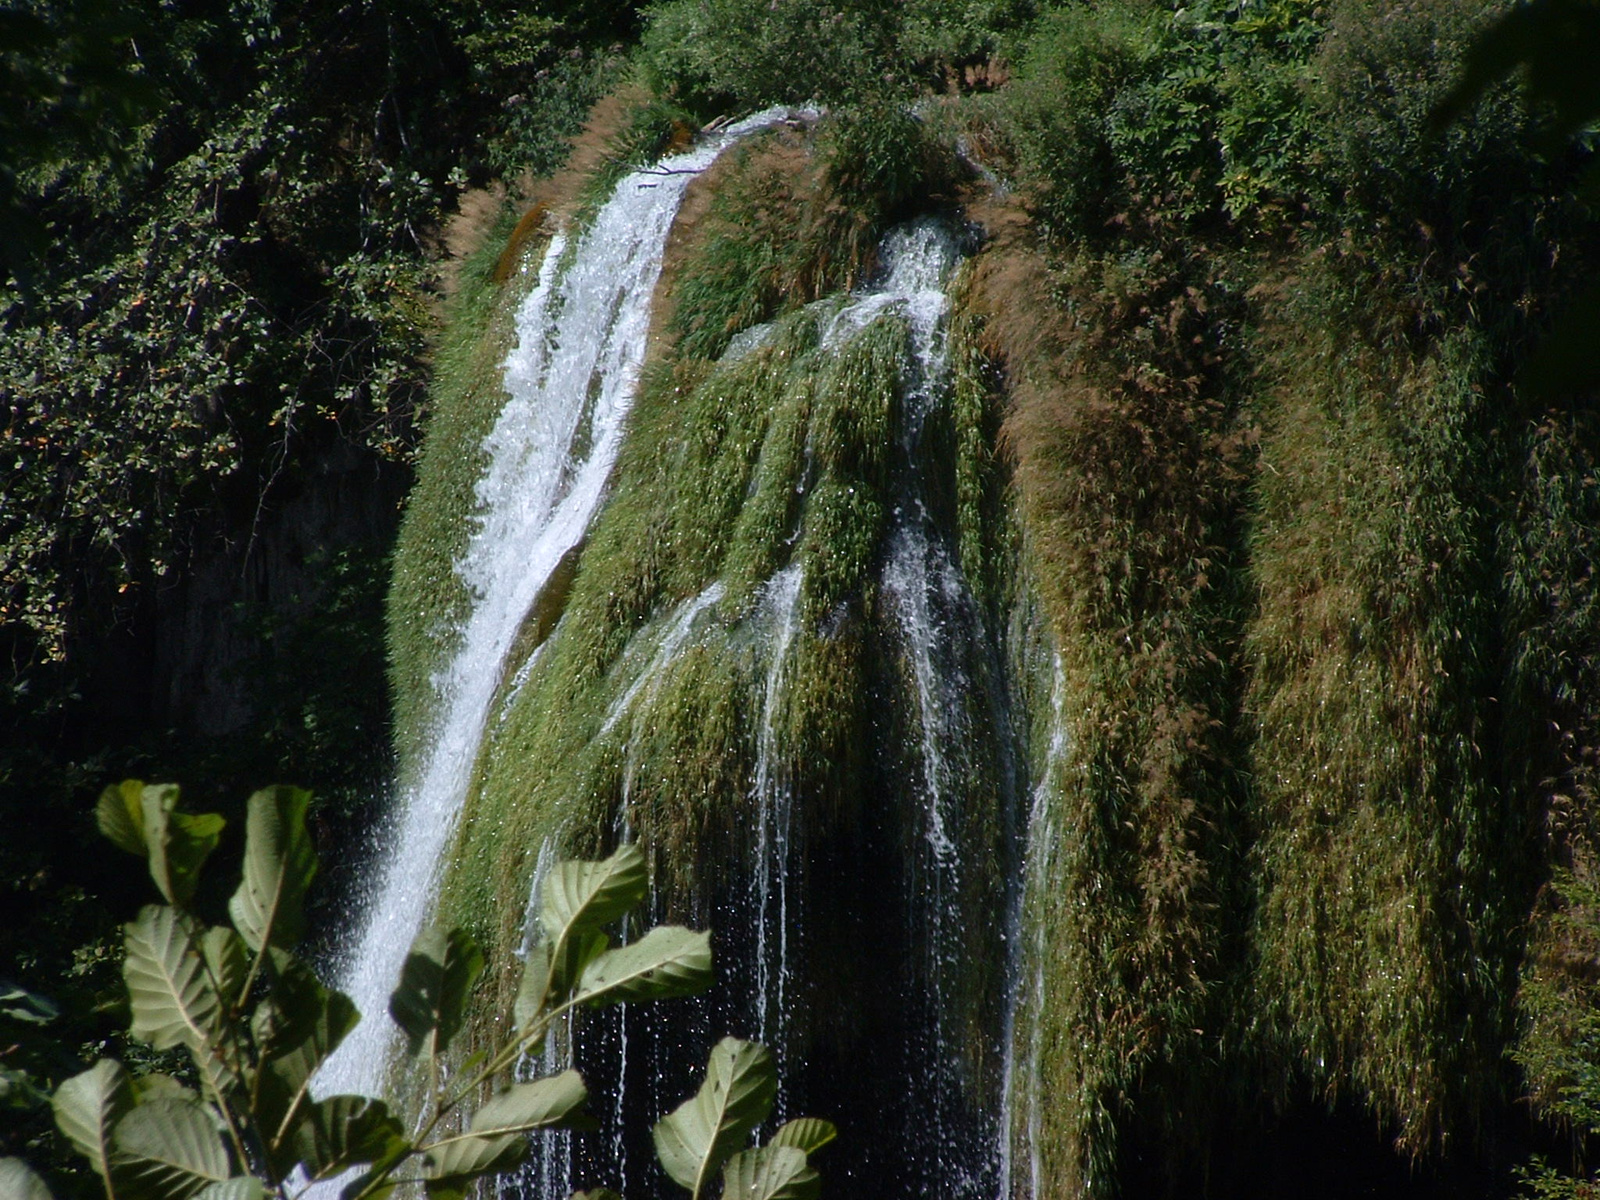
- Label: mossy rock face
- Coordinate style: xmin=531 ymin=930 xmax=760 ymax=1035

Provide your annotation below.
xmin=389 ymin=71 xmax=1591 ymax=1200
xmin=406 ymin=169 xmax=1023 ymax=1193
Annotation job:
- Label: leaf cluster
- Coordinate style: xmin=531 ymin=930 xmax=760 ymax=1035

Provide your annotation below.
xmin=1 ymin=782 xmax=831 ymax=1200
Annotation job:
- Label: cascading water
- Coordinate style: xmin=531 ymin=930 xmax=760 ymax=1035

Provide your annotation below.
xmin=493 ymin=217 xmax=1025 ymax=1200
xmin=316 ymin=108 xmax=797 ymax=1103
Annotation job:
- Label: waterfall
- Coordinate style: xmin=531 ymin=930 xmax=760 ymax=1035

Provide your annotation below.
xmin=317 ymin=108 xmax=797 ymax=1103
xmin=329 ymin=107 xmax=1034 ymax=1200
xmin=487 ymin=216 xmax=1025 ymax=1200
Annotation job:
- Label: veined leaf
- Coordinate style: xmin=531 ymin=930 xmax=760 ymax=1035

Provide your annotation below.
xmin=469 ymin=1070 xmax=591 ymax=1135
xmin=722 ymin=1145 xmax=818 ymax=1200
xmin=102 ymin=782 xmax=223 ymax=906
xmin=131 ymin=1074 xmax=195 ymax=1106
xmin=291 ymin=1095 xmax=406 ymax=1181
xmin=575 ymin=927 xmax=711 ymax=1008
xmin=515 ymin=930 xmax=608 ymax=1033
xmin=228 ymin=786 xmax=316 ymax=953
xmin=193 ymin=1181 xmax=267 ymax=1200
xmin=652 ymin=1038 xmax=777 ymax=1200
xmin=53 ymin=1059 xmax=134 ymax=1186
xmin=540 ymin=844 xmax=648 ymax=942
xmin=96 ymin=781 xmax=148 ymax=857
xmin=123 ymin=907 xmax=233 ymax=1094
xmin=417 ymin=1128 xmax=522 ymax=1182
xmin=161 ymin=810 xmax=226 ymax=908
xmin=767 ymin=1118 xmax=836 ymax=1156
xmin=0 ymin=1157 xmax=55 ymax=1200
xmin=200 ymin=928 xmax=248 ymax=1012
xmin=388 ymin=927 xmax=483 ymax=1057
xmin=421 ymin=1069 xmax=592 ymax=1183
xmin=110 ymin=1098 xmax=231 ymax=1200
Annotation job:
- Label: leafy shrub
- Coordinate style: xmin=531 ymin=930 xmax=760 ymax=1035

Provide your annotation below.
xmin=2 ymin=781 xmax=833 ymax=1200
xmin=1307 ymin=0 xmax=1536 ymax=238
xmin=895 ymin=0 xmax=1038 ymax=77
xmin=1007 ymin=4 xmax=1151 ymax=237
xmin=638 ymin=0 xmax=893 ymax=113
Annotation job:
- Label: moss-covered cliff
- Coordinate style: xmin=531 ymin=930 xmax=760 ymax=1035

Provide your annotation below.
xmin=385 ymin=0 xmax=1600 ymax=1195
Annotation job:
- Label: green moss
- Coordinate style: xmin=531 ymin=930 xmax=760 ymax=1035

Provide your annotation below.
xmin=1244 ymin=263 xmax=1525 ymax=1151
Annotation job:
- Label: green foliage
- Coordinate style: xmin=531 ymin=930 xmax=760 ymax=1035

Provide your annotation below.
xmin=654 ymin=1038 xmax=835 ymax=1200
xmin=638 ymin=0 xmax=893 ymax=112
xmin=1515 ymin=864 xmax=1600 ymax=1199
xmin=1007 ymin=4 xmax=1150 ymax=237
xmin=17 ymin=782 xmax=826 ymax=1200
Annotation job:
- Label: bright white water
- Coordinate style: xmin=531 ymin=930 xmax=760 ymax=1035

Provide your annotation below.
xmin=1006 ymin=652 xmax=1068 ymax=1200
xmin=750 ymin=563 xmax=805 ymax=1055
xmin=316 ymin=108 xmax=797 ymax=1106
xmin=867 ymin=221 xmax=1011 ymax=1199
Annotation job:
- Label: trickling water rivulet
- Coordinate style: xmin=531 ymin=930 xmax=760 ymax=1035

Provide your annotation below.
xmin=494 ymin=218 xmax=1027 ymax=1200
xmin=316 ymin=108 xmax=800 ymax=1104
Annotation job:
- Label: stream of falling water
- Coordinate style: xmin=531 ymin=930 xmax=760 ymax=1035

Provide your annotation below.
xmin=315 ymin=108 xmax=796 ymax=1109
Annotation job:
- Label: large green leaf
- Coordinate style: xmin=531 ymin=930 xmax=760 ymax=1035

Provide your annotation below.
xmin=767 ymin=1119 xmax=836 ymax=1156
xmin=388 ymin=926 xmax=483 ymax=1057
xmin=131 ymin=1075 xmax=195 ymax=1106
xmin=540 ymin=844 xmax=648 ymax=942
xmin=228 ymin=786 xmax=316 ymax=953
xmin=254 ymin=957 xmax=360 ymax=1153
xmin=96 ymin=781 xmax=149 ymax=857
xmin=421 ymin=1069 xmax=592 ymax=1182
xmin=0 ymin=1157 xmax=55 ymax=1200
xmin=652 ymin=1039 xmax=777 ymax=1200
xmin=291 ymin=1095 xmax=406 ymax=1181
xmin=53 ymin=1059 xmax=134 ymax=1186
xmin=200 ymin=928 xmax=248 ymax=1012
xmin=469 ymin=1070 xmax=591 ymax=1136
xmin=123 ymin=907 xmax=234 ymax=1095
xmin=193 ymin=1181 xmax=266 ymax=1200
xmin=417 ymin=1128 xmax=521 ymax=1183
xmin=110 ymin=1098 xmax=231 ymax=1200
xmin=575 ymin=927 xmax=712 ymax=1008
xmin=515 ymin=930 xmax=608 ymax=1033
xmin=721 ymin=1145 xmax=818 ymax=1200
xmin=99 ymin=782 xmax=225 ymax=906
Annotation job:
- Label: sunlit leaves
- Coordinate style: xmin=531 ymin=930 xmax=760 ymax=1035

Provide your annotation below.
xmin=721 ymin=1145 xmax=818 ymax=1200
xmin=421 ymin=1070 xmax=591 ymax=1185
xmin=388 ymin=926 xmax=484 ymax=1057
xmin=122 ymin=907 xmax=223 ymax=1063
xmin=768 ymin=1118 xmax=837 ymax=1156
xmin=653 ymin=1038 xmax=777 ymax=1200
xmin=574 ymin=926 xmax=713 ymax=1007
xmin=229 ymin=786 xmax=316 ymax=953
xmin=110 ymin=1098 xmax=231 ymax=1200
xmin=540 ymin=844 xmax=649 ymax=941
xmin=52 ymin=1059 xmax=134 ymax=1188
xmin=0 ymin=1158 xmax=55 ymax=1200
xmin=99 ymin=782 xmax=225 ymax=906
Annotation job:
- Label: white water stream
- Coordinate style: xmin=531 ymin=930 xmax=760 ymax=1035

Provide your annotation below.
xmin=317 ymin=109 xmax=796 ymax=1105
